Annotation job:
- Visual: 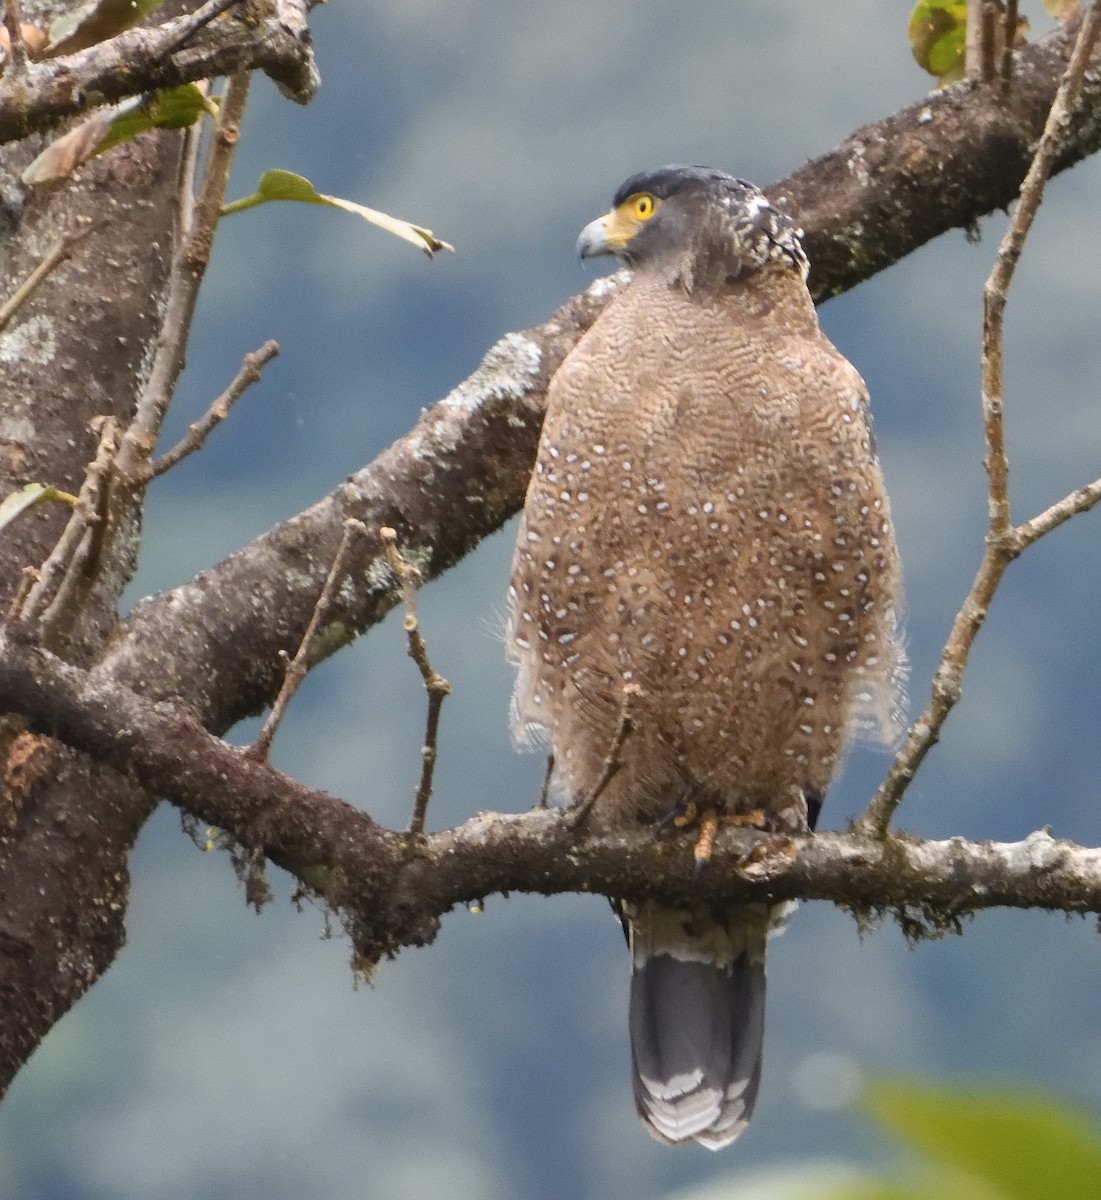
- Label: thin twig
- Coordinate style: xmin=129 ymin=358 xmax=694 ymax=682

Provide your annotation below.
xmin=1000 ymin=0 xmax=1019 ymax=89
xmin=966 ymin=0 xmax=985 ymax=79
xmin=566 ymin=683 xmax=642 ymax=829
xmin=155 ymin=0 xmax=243 ymax=59
xmin=2 ymin=0 xmax=29 ymax=75
xmin=1017 ymin=475 xmax=1101 ymax=546
xmin=175 ymin=85 xmax=209 ymax=245
xmin=151 ymin=341 xmax=279 ymax=478
xmin=113 ymin=71 xmax=252 ymax=489
xmin=18 ymin=419 xmax=117 ymax=624
xmin=0 ymin=225 xmax=91 ymax=334
xmin=248 ymin=519 xmax=364 ymax=762
xmin=983 ymin=0 xmax=1101 ymax=530
xmin=7 ymin=566 xmax=37 ymax=620
xmin=981 ymin=0 xmax=999 ymax=82
xmin=858 ymin=0 xmax=1101 ymax=840
xmin=23 ymin=419 xmax=119 ymax=642
xmin=380 ymin=527 xmax=451 ymax=840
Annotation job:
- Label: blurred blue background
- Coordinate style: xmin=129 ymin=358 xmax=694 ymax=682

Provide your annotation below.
xmin=2 ymin=2 xmax=1100 ymax=1197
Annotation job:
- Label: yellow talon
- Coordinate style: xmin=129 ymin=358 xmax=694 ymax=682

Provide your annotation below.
xmin=693 ymin=809 xmax=720 ymax=872
xmin=672 ymin=799 xmax=698 ymax=828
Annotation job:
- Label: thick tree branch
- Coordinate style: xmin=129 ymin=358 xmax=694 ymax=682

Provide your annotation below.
xmin=104 ymin=19 xmax=1101 ymax=734
xmin=1 ymin=630 xmax=1099 ymax=969
xmin=779 ymin=17 xmax=1101 ymax=300
xmin=0 ymin=0 xmax=318 ymax=144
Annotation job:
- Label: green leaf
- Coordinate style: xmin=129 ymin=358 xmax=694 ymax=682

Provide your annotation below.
xmin=22 ymin=85 xmax=214 ymax=185
xmin=96 ymin=85 xmax=214 ymax=153
xmin=44 ymin=0 xmax=164 ymax=57
xmin=908 ymin=0 xmax=967 ymax=83
xmin=864 ymin=1076 xmax=1101 ymax=1200
xmin=221 ymin=170 xmax=454 ymax=257
xmin=0 ymin=483 xmax=77 ymax=532
xmin=819 ymin=1183 xmax=931 ymax=1200
xmin=832 ymin=1163 xmax=1008 ymax=1200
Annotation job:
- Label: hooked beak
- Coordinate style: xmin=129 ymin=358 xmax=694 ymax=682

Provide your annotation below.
xmin=576 ymin=206 xmax=640 ymax=260
xmin=577 ymin=215 xmax=615 ymax=259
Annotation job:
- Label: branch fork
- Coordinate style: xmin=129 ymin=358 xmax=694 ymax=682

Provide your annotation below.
xmin=857 ymin=0 xmax=1101 ymax=840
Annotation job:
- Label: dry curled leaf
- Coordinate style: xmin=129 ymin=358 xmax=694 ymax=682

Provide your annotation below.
xmin=0 ymin=22 xmax=49 ymax=59
xmin=22 ymin=85 xmax=214 ymax=185
xmin=43 ymin=0 xmax=164 ymax=57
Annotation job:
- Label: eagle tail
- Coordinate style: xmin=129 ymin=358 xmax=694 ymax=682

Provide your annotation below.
xmin=627 ymin=903 xmax=768 ymax=1150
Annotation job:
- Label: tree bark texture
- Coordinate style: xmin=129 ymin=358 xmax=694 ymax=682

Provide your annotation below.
xmin=0 ymin=1 xmax=186 ymax=1100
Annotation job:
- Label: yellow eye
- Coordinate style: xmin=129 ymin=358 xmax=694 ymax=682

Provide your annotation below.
xmin=631 ymin=193 xmax=656 ymax=220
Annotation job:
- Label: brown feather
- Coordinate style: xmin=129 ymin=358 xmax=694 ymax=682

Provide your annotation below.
xmin=508 ymin=267 xmax=903 ymax=824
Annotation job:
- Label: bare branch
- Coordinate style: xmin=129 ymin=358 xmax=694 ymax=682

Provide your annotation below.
xmin=1000 ymin=0 xmax=1019 ymax=87
xmin=381 ymin=527 xmax=452 ymax=839
xmin=567 ymin=683 xmax=641 ymax=829
xmin=984 ymin=1 xmax=1101 ymax=540
xmin=7 ymin=566 xmax=36 ymax=620
xmin=1017 ymin=475 xmax=1101 ymax=545
xmin=2 ymin=631 xmax=1101 ymax=970
xmin=249 ymin=518 xmax=365 ymax=762
xmin=981 ymin=0 xmax=999 ymax=81
xmin=175 ymin=85 xmax=209 ymax=245
xmin=858 ymin=1 xmax=1101 ymax=840
xmin=0 ymin=0 xmax=318 ymax=144
xmin=114 ymin=72 xmax=252 ymax=493
xmin=0 ymin=223 xmax=91 ymax=333
xmin=17 ymin=418 xmax=119 ymax=636
xmin=1 ymin=0 xmax=29 ymax=77
xmin=966 ymin=0 xmax=984 ymax=79
xmin=154 ymin=0 xmax=243 ymax=59
xmin=777 ymin=21 xmax=1101 ymax=302
xmin=151 ymin=340 xmax=279 ymax=478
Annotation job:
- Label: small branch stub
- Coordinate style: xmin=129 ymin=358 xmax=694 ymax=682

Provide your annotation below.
xmin=380 ymin=527 xmax=451 ymax=840
xmin=19 ymin=417 xmax=119 ymax=641
xmin=0 ymin=224 xmax=91 ymax=332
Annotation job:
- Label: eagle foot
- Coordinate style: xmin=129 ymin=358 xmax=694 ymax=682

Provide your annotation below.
xmin=653 ymin=795 xmax=696 ymax=830
xmin=690 ymin=808 xmax=771 ymax=876
xmin=727 ymin=807 xmax=769 ymax=830
xmin=691 ymin=809 xmax=720 ymax=877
